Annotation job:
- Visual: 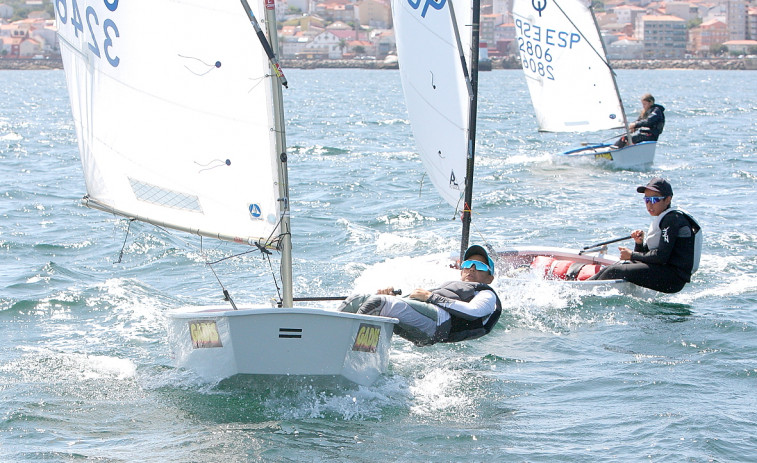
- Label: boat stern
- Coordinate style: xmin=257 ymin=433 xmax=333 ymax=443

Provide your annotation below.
xmin=167 ymin=306 xmax=397 ymax=386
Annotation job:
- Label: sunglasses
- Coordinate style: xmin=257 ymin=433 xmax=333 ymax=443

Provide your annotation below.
xmin=461 ymin=260 xmax=491 ymax=273
xmin=644 ymin=196 xmax=667 ymax=204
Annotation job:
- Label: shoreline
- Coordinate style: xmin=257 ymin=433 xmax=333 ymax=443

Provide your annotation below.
xmin=2 ymin=57 xmax=754 ymax=71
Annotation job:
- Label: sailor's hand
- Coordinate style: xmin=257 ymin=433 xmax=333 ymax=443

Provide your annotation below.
xmin=409 ymin=289 xmax=432 ymax=302
xmin=618 ymin=247 xmax=633 ymax=260
xmin=376 ymin=287 xmax=395 ymax=295
xmin=631 ymin=229 xmax=644 ymax=244
xmin=629 ymin=122 xmax=637 ymax=131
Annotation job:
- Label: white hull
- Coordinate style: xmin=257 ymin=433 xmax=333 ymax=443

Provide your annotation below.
xmin=167 ymin=306 xmax=397 ymax=386
xmin=495 ymin=246 xmax=657 ymax=298
xmin=561 ymin=141 xmax=656 ymax=169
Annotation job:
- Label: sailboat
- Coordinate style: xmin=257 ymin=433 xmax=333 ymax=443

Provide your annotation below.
xmin=55 ymin=0 xmax=396 ymax=386
xmin=511 ymin=0 xmax=656 ymax=169
xmin=391 ymin=0 xmax=656 ymax=295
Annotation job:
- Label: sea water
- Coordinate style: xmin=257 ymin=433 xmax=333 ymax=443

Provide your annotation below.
xmin=1 ymin=68 xmax=756 ymax=462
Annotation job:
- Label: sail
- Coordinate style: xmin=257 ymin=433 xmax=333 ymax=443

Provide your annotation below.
xmin=512 ymin=0 xmax=625 ymax=133
xmin=55 ymin=0 xmax=281 ymax=246
xmin=391 ymin=0 xmax=474 ymax=208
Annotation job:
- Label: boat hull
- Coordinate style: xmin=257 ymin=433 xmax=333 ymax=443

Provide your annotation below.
xmin=561 ymin=141 xmax=656 ymax=169
xmin=495 ymin=246 xmax=657 ymax=297
xmin=167 ymin=306 xmax=397 ymax=386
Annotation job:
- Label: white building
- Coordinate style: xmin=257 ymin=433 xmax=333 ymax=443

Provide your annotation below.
xmin=0 ymin=3 xmax=14 ymax=20
xmin=636 ymin=14 xmax=688 ymax=59
xmin=665 ymin=2 xmax=700 ymax=22
xmin=727 ymin=0 xmax=748 ymax=41
xmin=607 ymin=38 xmax=644 ymax=60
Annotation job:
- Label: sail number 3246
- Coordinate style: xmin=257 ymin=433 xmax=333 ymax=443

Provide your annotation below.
xmin=55 ymin=0 xmax=120 ymax=67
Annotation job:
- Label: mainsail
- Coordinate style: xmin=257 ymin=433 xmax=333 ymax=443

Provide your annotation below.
xmin=56 ymin=0 xmax=398 ymax=386
xmin=391 ymin=0 xmax=474 ymax=209
xmin=56 ymin=0 xmax=282 ymax=246
xmin=511 ymin=0 xmax=626 ymax=132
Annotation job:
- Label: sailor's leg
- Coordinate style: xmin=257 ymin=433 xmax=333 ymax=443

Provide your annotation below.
xmin=588 ymin=261 xmax=685 ymax=293
xmin=367 ymin=297 xmax=439 ymax=345
xmin=337 ymin=294 xmax=371 ymax=313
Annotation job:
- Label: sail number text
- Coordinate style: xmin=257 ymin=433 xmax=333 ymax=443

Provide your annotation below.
xmin=55 ymin=0 xmax=120 ymax=67
xmin=515 ymin=18 xmax=581 ymax=81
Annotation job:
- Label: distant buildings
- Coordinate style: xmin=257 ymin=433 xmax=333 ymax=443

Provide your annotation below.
xmin=727 ymin=0 xmax=748 ymax=41
xmin=689 ymin=19 xmax=729 ymax=54
xmin=2 ymin=0 xmax=756 ymax=61
xmin=0 ymin=14 xmax=57 ymax=59
xmin=636 ymin=14 xmax=688 ymax=58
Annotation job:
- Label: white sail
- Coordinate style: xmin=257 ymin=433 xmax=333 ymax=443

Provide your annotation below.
xmin=56 ymin=0 xmax=281 ymax=246
xmin=512 ymin=0 xmax=625 ymax=133
xmin=56 ymin=0 xmax=398 ymax=386
xmin=391 ymin=0 xmax=474 ymax=208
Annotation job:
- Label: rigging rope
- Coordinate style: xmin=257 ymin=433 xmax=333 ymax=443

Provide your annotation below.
xmin=113 ymin=217 xmax=288 ymax=309
xmin=115 ymin=219 xmax=135 ymax=264
xmin=552 ymin=0 xmax=612 ymax=73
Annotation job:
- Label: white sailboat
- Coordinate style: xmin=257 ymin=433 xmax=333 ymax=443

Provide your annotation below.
xmin=55 ymin=0 xmax=396 ymax=386
xmin=391 ymin=0 xmax=651 ymax=294
xmin=511 ymin=0 xmax=656 ymax=169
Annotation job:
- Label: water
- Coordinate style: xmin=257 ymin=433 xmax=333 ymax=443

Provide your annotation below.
xmin=1 ymin=68 xmax=756 ymax=462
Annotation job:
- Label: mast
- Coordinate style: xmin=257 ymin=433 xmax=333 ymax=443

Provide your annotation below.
xmin=587 ymin=3 xmax=632 ymax=144
xmin=459 ymin=0 xmax=481 ymax=259
xmin=240 ymin=0 xmax=292 ymax=307
xmin=265 ymin=0 xmax=293 ymax=307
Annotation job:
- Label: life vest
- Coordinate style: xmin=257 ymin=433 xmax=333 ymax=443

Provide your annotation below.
xmin=672 ymin=209 xmax=702 ymax=273
xmin=430 ymin=281 xmax=502 ymax=343
xmin=530 ymin=256 xmax=601 ymax=281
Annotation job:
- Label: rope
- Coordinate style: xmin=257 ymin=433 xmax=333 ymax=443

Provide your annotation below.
xmin=552 ymin=0 xmax=611 ymax=73
xmin=455 ymin=204 xmax=500 ymax=269
xmin=206 ymin=261 xmax=237 ymax=310
xmin=114 ymin=219 xmax=135 ymax=264
xmin=115 ymin=218 xmax=285 ymax=309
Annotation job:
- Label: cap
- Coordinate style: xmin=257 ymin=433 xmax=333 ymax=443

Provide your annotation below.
xmin=636 ymin=177 xmax=673 ymax=197
xmin=463 ymin=244 xmax=495 ymax=276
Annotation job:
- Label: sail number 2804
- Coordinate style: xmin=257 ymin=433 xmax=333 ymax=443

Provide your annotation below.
xmin=55 ymin=0 xmax=120 ymax=67
xmin=515 ymin=18 xmax=582 ymax=81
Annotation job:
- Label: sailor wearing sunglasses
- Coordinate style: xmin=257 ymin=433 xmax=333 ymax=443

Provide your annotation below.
xmin=588 ymin=177 xmax=702 ymax=293
xmin=339 ymin=245 xmax=501 ymax=346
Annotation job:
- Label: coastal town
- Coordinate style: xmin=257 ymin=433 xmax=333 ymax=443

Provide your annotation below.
xmin=1 ymin=0 xmax=756 ymax=68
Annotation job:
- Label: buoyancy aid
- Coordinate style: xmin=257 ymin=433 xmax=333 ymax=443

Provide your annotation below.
xmin=671 ymin=209 xmax=703 ymax=273
xmin=645 ymin=208 xmax=702 ymax=275
xmin=429 ymin=281 xmax=502 ymax=343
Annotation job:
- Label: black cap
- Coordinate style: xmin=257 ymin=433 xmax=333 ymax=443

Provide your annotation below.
xmin=636 ymin=177 xmax=673 ymax=197
xmin=463 ymin=245 xmax=495 ymax=276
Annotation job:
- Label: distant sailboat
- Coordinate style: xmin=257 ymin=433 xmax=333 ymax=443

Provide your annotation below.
xmin=512 ymin=0 xmax=656 ymax=169
xmin=391 ymin=0 xmax=660 ymax=294
xmin=55 ymin=0 xmax=396 ymax=385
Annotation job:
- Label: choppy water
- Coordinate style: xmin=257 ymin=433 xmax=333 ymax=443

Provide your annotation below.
xmin=1 ymin=68 xmax=756 ymax=462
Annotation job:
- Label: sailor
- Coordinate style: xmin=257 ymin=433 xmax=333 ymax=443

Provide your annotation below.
xmin=589 ymin=178 xmax=702 ymax=293
xmin=339 ymin=245 xmax=501 ymax=346
xmin=613 ymin=93 xmax=665 ymax=149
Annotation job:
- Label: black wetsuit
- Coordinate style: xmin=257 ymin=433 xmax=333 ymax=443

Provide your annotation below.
xmin=589 ymin=209 xmax=697 ymax=293
xmin=615 ymin=104 xmax=666 ymax=148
